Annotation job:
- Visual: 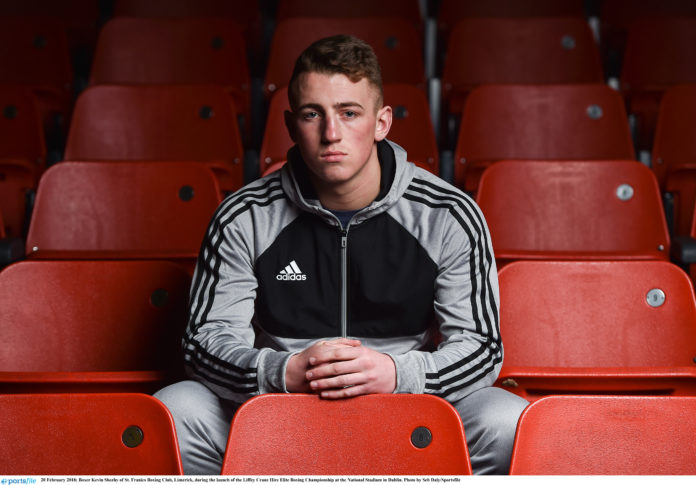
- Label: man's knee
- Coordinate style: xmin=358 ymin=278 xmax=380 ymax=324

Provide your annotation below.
xmin=454 ymin=387 xmax=529 ymax=475
xmin=155 ymin=380 xmax=218 ymax=423
xmin=472 ymin=387 xmax=528 ymax=435
xmin=154 ymin=380 xmax=237 ymax=475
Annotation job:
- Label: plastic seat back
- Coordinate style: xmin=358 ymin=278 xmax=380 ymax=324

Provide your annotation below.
xmin=0 ymin=17 xmax=73 ymax=90
xmin=0 ymin=259 xmax=190 ymax=392
xmin=600 ymin=0 xmax=696 ymax=75
xmin=26 ymin=161 xmax=222 ymax=262
xmin=497 ymin=261 xmax=696 ymax=399
xmin=652 ymin=84 xmax=696 ymax=235
xmin=0 ymin=17 xmax=73 ymax=129
xmin=221 ymin=394 xmax=472 ymax=475
xmin=260 ymin=84 xmax=438 ymax=174
xmin=510 ymin=395 xmax=696 ymax=474
xmin=265 ymin=17 xmax=426 ymax=97
xmin=111 ymin=0 xmax=262 ymax=74
xmin=437 ymin=0 xmax=586 ymax=39
xmin=113 ymin=0 xmax=258 ymax=18
xmin=476 ymin=160 xmax=668 ymax=262
xmin=90 ymin=17 xmax=249 ymax=124
xmin=276 ymin=0 xmax=422 ymax=24
xmin=442 ymin=17 xmax=603 ymax=117
xmin=0 ymin=393 xmax=183 ymax=474
xmin=0 ymin=0 xmax=100 ymax=54
xmin=64 ymin=85 xmax=243 ymax=192
xmin=455 ymin=84 xmax=635 ymax=192
xmin=620 ymin=17 xmax=696 ymax=151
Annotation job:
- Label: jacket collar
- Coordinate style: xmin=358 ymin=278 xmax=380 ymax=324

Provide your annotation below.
xmin=281 ymin=139 xmax=414 ymax=223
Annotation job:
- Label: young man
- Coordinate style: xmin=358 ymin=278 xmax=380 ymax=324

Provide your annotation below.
xmin=155 ymin=35 xmax=528 ymax=475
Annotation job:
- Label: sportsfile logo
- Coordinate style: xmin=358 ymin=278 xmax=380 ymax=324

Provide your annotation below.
xmin=1 ymin=479 xmax=36 ymax=485
xmin=276 ymin=260 xmax=306 ymax=281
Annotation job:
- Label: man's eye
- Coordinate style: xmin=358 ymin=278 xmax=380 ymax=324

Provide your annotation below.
xmin=302 ymin=111 xmax=319 ymax=120
xmin=344 ymin=111 xmax=357 ymax=118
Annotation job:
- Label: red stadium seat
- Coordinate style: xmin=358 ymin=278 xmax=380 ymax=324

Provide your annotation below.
xmin=275 ymin=0 xmax=422 ymax=25
xmin=265 ymin=17 xmax=426 ymax=98
xmin=496 ymin=261 xmax=696 ymax=401
xmin=64 ymin=84 xmax=244 ymax=192
xmin=437 ymin=0 xmax=586 ymax=41
xmin=620 ymin=17 xmax=696 ymax=151
xmin=0 ymin=0 xmax=100 ymax=59
xmin=90 ymin=17 xmax=250 ymax=131
xmin=476 ymin=160 xmax=668 ymax=264
xmin=0 ymin=17 xmax=73 ymax=134
xmin=0 ymin=260 xmax=190 ymax=393
xmin=0 ymin=393 xmax=183 ymax=474
xmin=112 ymin=0 xmax=262 ymax=61
xmin=442 ymin=17 xmax=603 ymax=123
xmin=652 ymin=84 xmax=696 ymax=236
xmin=113 ymin=0 xmax=259 ymax=22
xmin=260 ymin=84 xmax=439 ymax=175
xmin=455 ymin=84 xmax=635 ymax=193
xmin=510 ymin=395 xmax=696 ymax=474
xmin=600 ymin=0 xmax=696 ymax=78
xmin=26 ymin=161 xmax=222 ymax=268
xmin=221 ymin=394 xmax=472 ymax=475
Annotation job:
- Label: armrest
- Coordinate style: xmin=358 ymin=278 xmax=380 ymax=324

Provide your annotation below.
xmin=670 ymin=235 xmax=696 ymax=265
xmin=0 ymin=237 xmax=24 ymax=267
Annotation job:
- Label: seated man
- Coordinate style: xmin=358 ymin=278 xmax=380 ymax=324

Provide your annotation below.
xmin=155 ymin=34 xmax=528 ymax=475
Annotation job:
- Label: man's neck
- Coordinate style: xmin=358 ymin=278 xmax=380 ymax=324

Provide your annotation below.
xmin=311 ymin=149 xmax=382 ymax=211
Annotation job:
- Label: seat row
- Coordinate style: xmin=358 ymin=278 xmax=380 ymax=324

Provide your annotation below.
xmin=3 ymin=82 xmax=695 ymax=243
xmin=2 ymin=258 xmax=696 ymax=397
xmin=2 ymin=7 xmax=694 ymax=151
xmin=2 ymin=392 xmax=696 ymax=475
xmin=6 ymin=157 xmax=696 ymax=272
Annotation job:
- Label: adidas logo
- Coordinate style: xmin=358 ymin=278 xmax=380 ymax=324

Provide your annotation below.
xmin=276 ymin=260 xmax=307 ymax=281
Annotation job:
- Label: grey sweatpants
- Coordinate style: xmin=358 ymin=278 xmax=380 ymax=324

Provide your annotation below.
xmin=154 ymin=381 xmax=529 ymax=475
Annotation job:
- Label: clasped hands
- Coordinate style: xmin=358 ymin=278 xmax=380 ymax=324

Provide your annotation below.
xmin=285 ymin=338 xmax=396 ymax=399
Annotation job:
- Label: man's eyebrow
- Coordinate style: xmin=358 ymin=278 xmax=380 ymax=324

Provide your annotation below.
xmin=335 ymin=101 xmax=364 ymax=110
xmin=296 ymin=103 xmax=323 ymax=111
xmin=296 ymin=101 xmax=364 ymax=111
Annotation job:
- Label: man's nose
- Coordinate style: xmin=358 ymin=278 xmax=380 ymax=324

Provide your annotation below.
xmin=321 ymin=115 xmax=341 ymax=143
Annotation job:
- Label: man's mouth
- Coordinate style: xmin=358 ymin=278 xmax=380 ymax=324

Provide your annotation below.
xmin=320 ymin=151 xmax=347 ymax=162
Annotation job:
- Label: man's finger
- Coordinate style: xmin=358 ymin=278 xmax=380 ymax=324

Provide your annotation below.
xmin=309 ymin=372 xmax=364 ymax=391
xmin=308 ymin=345 xmax=361 ymax=366
xmin=319 ymin=384 xmax=370 ymax=400
xmin=324 ymin=338 xmax=361 ymax=347
xmin=306 ymin=359 xmax=362 ymax=380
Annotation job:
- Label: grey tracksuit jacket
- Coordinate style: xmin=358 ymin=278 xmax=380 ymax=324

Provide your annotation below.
xmin=183 ymin=139 xmax=502 ymax=405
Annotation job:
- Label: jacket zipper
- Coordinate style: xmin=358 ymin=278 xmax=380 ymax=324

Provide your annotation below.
xmin=340 ymin=228 xmax=348 ymax=338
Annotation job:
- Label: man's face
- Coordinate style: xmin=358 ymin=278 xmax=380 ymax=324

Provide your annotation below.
xmin=285 ymin=72 xmax=391 ymax=188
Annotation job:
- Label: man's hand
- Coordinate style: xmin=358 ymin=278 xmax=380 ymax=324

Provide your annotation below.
xmin=285 ymin=338 xmax=361 ymax=393
xmin=305 ymin=343 xmax=397 ymax=399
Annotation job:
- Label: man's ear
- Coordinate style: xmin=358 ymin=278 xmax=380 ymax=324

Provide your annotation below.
xmin=374 ymin=105 xmax=392 ymax=142
xmin=284 ymin=110 xmax=297 ymax=143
